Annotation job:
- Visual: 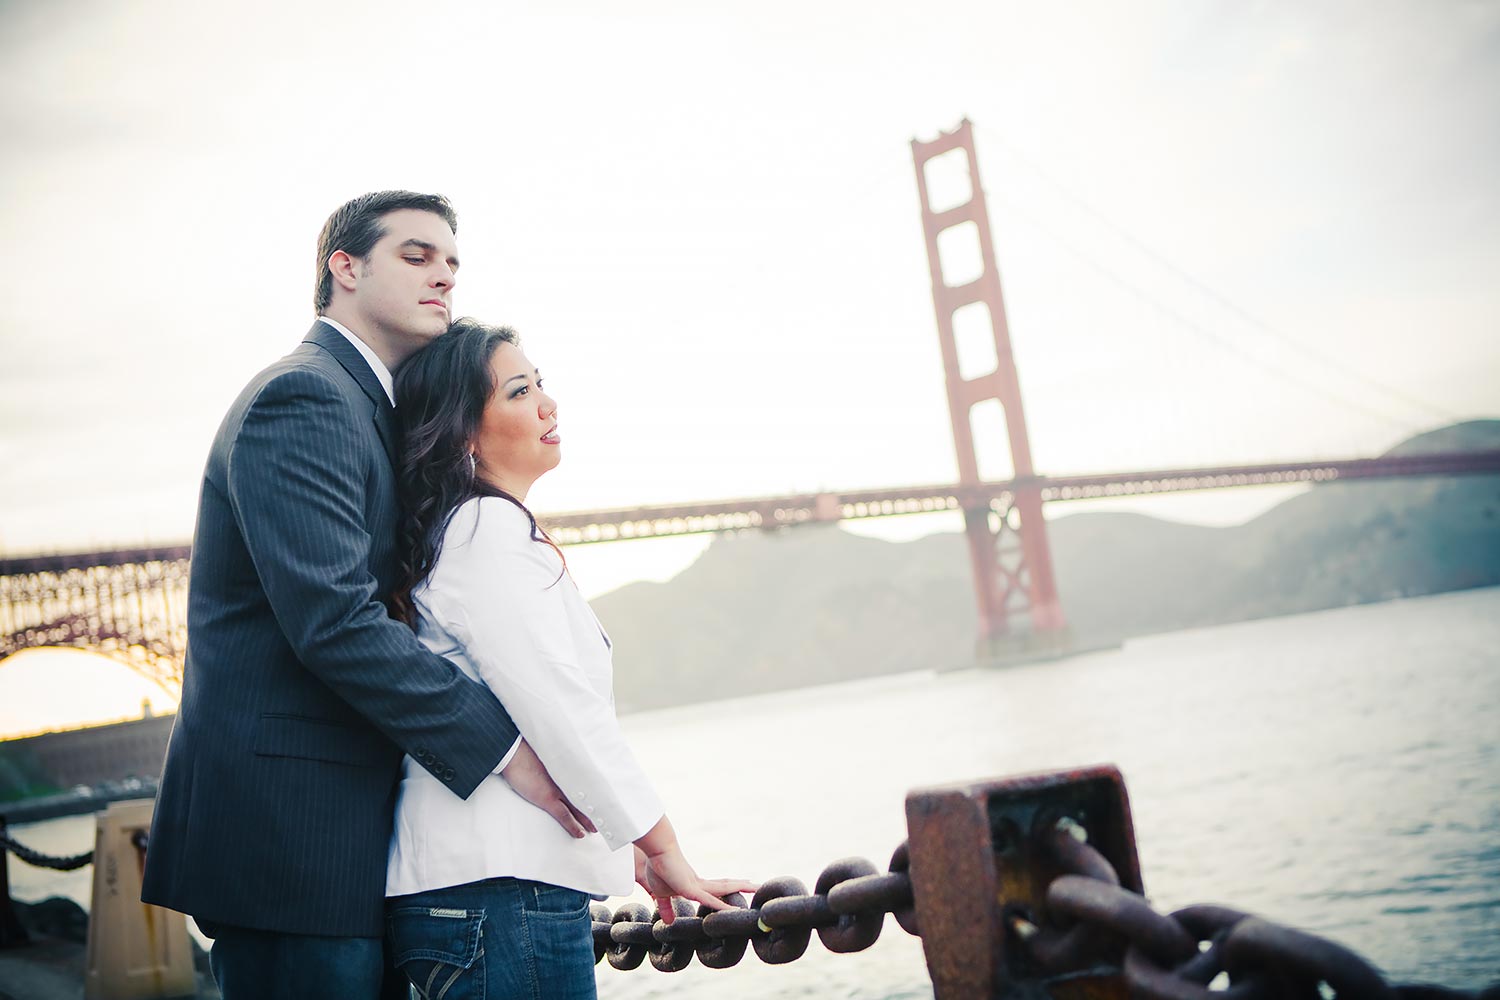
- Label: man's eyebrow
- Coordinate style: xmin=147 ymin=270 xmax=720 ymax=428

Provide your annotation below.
xmin=398 ymin=239 xmax=460 ymax=269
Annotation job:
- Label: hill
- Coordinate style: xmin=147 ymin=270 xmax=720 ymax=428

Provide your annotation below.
xmin=594 ymin=421 xmax=1500 ymax=712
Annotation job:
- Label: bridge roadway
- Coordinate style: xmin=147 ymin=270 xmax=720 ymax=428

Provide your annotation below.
xmin=2 ymin=449 xmax=1496 ymax=693
xmin=543 ymin=449 xmax=1500 ymax=544
xmin=2 ymin=450 xmax=1498 ymax=570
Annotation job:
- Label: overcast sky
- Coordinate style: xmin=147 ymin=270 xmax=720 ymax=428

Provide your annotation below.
xmin=2 ymin=0 xmax=1497 ymax=609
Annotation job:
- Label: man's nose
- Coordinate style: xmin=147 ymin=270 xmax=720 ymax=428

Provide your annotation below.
xmin=432 ymin=261 xmax=457 ymax=289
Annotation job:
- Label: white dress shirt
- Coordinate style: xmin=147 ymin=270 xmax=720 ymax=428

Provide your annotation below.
xmin=386 ymin=497 xmax=665 ymax=898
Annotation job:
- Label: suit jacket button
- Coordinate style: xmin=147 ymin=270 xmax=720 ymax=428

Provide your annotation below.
xmin=442 ymin=768 xmax=455 ymax=781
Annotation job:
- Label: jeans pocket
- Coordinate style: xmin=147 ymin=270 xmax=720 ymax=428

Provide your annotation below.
xmin=521 ymin=882 xmax=591 ymax=921
xmin=386 ymin=906 xmax=486 ymax=1000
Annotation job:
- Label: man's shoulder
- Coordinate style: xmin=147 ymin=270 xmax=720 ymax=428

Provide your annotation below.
xmin=210 ymin=340 xmax=362 ymax=447
xmin=237 ymin=343 xmax=358 ymax=408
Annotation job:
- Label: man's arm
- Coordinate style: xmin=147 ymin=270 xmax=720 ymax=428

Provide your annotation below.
xmin=226 ymin=367 xmax=515 ymax=797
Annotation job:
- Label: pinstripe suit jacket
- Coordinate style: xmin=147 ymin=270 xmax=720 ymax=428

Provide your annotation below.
xmin=141 ymin=321 xmax=520 ymax=937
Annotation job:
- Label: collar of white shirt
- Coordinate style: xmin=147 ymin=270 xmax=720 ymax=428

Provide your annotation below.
xmin=317 ymin=316 xmax=395 ymax=407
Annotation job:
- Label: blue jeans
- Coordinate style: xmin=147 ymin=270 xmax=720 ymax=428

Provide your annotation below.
xmin=385 ymin=877 xmax=597 ymax=1000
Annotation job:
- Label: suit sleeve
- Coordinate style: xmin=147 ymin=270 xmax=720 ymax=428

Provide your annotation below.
xmin=426 ymin=500 xmax=665 ymax=851
xmin=225 ymin=367 xmax=519 ymax=798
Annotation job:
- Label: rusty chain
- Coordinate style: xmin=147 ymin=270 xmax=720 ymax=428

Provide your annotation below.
xmin=583 ymin=819 xmax=1496 ymax=998
xmin=591 ymin=842 xmax=919 ymax=973
xmin=0 ymin=831 xmax=93 ymax=872
xmin=1010 ymin=816 xmax=1499 ymax=1000
xmin=2 ymin=791 xmax=1492 ymax=996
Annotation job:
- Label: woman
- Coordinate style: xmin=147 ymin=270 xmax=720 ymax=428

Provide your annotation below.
xmin=384 ymin=319 xmax=753 ymax=998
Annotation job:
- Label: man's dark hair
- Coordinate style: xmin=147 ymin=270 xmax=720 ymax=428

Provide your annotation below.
xmin=314 ymin=191 xmax=459 ymax=313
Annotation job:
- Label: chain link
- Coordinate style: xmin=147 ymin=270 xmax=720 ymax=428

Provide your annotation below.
xmin=590 ymin=848 xmax=919 ymax=974
xmin=580 ymin=821 xmax=1496 ymax=998
xmin=1021 ymin=818 xmax=1496 ymax=1000
xmin=0 ymin=832 xmax=94 ymax=872
xmin=4 ymin=796 xmax=1492 ymax=997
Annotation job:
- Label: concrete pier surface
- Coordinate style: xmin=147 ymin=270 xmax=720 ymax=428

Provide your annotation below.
xmin=0 ymin=898 xmax=219 ymax=1000
xmin=0 ymin=934 xmax=85 ymax=1000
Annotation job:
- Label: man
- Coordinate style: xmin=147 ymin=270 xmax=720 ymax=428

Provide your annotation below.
xmin=142 ymin=191 xmax=587 ymax=998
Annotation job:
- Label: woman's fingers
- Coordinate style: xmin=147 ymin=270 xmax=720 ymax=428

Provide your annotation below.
xmin=643 ymin=852 xmax=757 ymax=920
xmin=685 ymin=880 xmax=758 ymax=911
xmin=701 ymin=877 xmax=759 ymax=899
xmin=660 ymin=878 xmax=759 ymax=914
xmin=686 ymin=888 xmax=735 ymax=911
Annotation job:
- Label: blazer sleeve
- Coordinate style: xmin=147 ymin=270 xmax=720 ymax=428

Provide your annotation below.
xmin=427 ymin=499 xmax=665 ymax=851
xmin=225 ymin=367 xmax=520 ymax=798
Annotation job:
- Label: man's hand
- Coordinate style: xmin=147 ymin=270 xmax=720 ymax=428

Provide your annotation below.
xmin=499 ymin=740 xmax=595 ymax=838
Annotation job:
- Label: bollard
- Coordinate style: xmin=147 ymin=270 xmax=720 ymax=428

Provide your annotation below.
xmin=0 ymin=814 xmax=32 ymax=948
xmin=83 ymin=798 xmax=195 ymax=1000
xmin=905 ymin=764 xmax=1142 ymax=1000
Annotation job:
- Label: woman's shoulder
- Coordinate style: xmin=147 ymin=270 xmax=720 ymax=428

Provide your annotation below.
xmin=445 ymin=494 xmax=530 ymax=534
xmin=441 ymin=495 xmax=541 ymax=555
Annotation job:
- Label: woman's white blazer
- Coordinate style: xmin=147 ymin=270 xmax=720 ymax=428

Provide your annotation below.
xmin=387 ymin=497 xmax=664 ymax=898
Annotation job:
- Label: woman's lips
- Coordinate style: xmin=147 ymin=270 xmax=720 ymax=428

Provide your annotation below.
xmin=541 ymin=427 xmax=560 ymax=444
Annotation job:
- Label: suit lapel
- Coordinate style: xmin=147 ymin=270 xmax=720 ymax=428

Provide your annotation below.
xmin=303 ymin=321 xmax=399 ymax=467
xmin=371 ymin=399 xmax=399 ymax=469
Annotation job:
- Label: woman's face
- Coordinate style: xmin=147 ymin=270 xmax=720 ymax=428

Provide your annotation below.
xmin=471 ymin=341 xmax=560 ymax=499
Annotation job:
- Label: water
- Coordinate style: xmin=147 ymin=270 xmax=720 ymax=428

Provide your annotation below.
xmin=9 ymin=588 xmax=1499 ymax=996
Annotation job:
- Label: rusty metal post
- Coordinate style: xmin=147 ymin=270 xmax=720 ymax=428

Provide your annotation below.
xmin=0 ymin=814 xmax=32 ymax=948
xmin=911 ymin=119 xmax=1067 ymax=658
xmin=905 ymin=765 xmax=1142 ymax=999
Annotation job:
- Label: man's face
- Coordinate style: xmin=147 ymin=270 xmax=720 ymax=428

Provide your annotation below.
xmin=348 ymin=208 xmax=460 ymax=354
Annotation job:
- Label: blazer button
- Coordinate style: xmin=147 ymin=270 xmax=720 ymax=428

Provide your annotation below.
xmin=442 ymin=767 xmax=456 ymax=782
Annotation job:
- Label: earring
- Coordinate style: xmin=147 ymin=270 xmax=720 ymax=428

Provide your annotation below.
xmin=468 ymin=452 xmax=477 ymax=477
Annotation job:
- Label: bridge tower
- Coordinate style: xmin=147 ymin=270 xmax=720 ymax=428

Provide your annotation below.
xmin=911 ymin=119 xmax=1067 ymax=656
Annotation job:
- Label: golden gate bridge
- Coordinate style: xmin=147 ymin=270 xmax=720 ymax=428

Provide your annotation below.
xmin=4 ymin=120 xmax=1498 ymax=693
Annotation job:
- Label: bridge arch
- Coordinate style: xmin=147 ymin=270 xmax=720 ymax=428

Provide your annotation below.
xmin=0 ymin=546 xmax=189 ymax=697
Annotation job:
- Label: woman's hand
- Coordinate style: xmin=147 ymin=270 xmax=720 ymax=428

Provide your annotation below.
xmin=634 ymin=843 xmax=757 ymax=923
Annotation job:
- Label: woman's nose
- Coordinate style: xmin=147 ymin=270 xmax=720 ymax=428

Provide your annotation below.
xmin=540 ymin=393 xmax=558 ymax=418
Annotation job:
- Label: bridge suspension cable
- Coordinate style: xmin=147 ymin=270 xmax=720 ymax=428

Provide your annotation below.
xmin=984 ymin=188 xmax=1435 ymax=439
xmin=971 ymin=123 xmax=1460 ymax=432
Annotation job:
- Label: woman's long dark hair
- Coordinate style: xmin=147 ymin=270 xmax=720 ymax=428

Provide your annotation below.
xmin=391 ymin=317 xmax=564 ymax=627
